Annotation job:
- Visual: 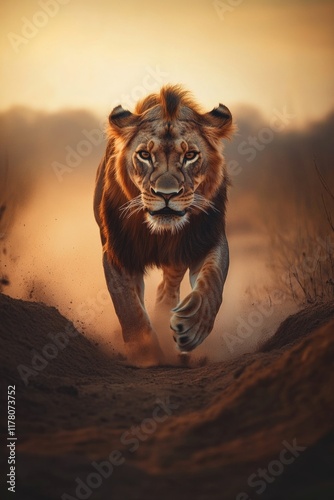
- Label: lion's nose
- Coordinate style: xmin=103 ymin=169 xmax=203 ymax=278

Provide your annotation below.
xmin=150 ymin=187 xmax=183 ymax=203
xmin=151 ymin=173 xmax=183 ymax=203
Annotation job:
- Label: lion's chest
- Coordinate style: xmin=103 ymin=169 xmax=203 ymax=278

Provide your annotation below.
xmin=112 ymin=213 xmax=222 ymax=274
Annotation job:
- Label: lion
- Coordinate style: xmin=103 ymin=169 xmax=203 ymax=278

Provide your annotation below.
xmin=94 ymin=85 xmax=233 ymax=365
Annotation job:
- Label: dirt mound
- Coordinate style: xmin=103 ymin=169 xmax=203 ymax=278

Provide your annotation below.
xmin=0 ymin=294 xmax=333 ymax=500
xmin=0 ymin=294 xmax=114 ymax=379
xmin=260 ymin=301 xmax=334 ymax=351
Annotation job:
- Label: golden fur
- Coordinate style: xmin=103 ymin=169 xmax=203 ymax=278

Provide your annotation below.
xmin=94 ymin=85 xmax=233 ymax=362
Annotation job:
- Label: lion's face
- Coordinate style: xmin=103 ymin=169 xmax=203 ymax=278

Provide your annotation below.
xmin=108 ymin=87 xmax=233 ymax=234
xmin=126 ymin=123 xmax=220 ymax=234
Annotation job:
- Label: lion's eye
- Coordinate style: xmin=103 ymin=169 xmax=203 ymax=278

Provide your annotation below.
xmin=138 ymin=151 xmax=151 ymax=160
xmin=184 ymin=151 xmax=199 ymax=161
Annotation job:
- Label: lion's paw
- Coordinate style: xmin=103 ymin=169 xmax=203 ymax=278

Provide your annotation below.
xmin=170 ymin=291 xmax=214 ymax=352
xmin=124 ymin=331 xmax=165 ymax=367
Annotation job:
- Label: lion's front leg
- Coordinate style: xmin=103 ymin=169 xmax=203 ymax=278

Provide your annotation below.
xmin=156 ymin=265 xmax=187 ymax=310
xmin=170 ymin=235 xmax=229 ymax=352
xmin=103 ymin=253 xmax=163 ymax=366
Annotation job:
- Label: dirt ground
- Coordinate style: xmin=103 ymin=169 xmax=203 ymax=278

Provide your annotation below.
xmin=1 ymin=293 xmax=334 ymax=500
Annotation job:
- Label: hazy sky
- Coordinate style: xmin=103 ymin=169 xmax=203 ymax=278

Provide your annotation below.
xmin=1 ymin=0 xmax=334 ymax=125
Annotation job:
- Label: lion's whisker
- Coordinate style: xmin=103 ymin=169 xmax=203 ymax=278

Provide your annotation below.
xmin=119 ymin=195 xmax=144 ymax=219
xmin=191 ymin=204 xmax=209 ymax=215
xmin=191 ymin=194 xmax=219 ymax=214
xmin=119 ymin=195 xmax=142 ymax=211
xmin=125 ymin=205 xmax=144 ymax=219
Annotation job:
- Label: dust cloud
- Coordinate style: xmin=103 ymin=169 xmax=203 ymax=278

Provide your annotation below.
xmin=1 ymin=105 xmax=333 ymax=363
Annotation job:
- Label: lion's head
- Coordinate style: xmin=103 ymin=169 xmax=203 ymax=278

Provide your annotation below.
xmin=107 ymin=85 xmax=233 ymax=235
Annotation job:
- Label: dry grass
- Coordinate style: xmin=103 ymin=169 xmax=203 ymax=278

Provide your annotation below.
xmin=268 ymin=163 xmax=334 ymax=305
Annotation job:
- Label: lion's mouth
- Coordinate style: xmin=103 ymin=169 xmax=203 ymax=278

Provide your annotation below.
xmin=148 ymin=207 xmax=186 ymax=217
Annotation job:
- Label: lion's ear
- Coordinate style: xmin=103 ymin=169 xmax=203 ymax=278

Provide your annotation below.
xmin=202 ymin=104 xmax=233 ymax=139
xmin=108 ymin=105 xmax=140 ymax=136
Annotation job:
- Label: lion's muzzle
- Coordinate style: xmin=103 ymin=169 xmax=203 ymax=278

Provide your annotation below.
xmin=149 ymin=178 xmax=186 ymax=218
xmin=148 ymin=207 xmax=186 ymax=217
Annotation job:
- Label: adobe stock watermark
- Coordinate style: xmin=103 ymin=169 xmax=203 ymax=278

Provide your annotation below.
xmin=227 ymin=107 xmax=296 ymax=179
xmin=61 ymin=396 xmax=179 ymax=500
xmin=7 ymin=0 xmax=71 ymax=53
xmin=52 ymin=127 xmax=105 ymax=182
xmin=222 ymin=289 xmax=286 ymax=354
xmin=75 ymin=284 xmax=112 ymax=324
xmin=112 ymin=66 xmax=169 ymax=110
xmin=17 ymin=321 xmax=80 ymax=386
xmin=52 ymin=65 xmax=169 ymax=182
xmin=213 ymin=0 xmax=245 ymax=21
xmin=285 ymin=233 xmax=334 ymax=300
xmin=236 ymin=438 xmax=306 ymax=499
